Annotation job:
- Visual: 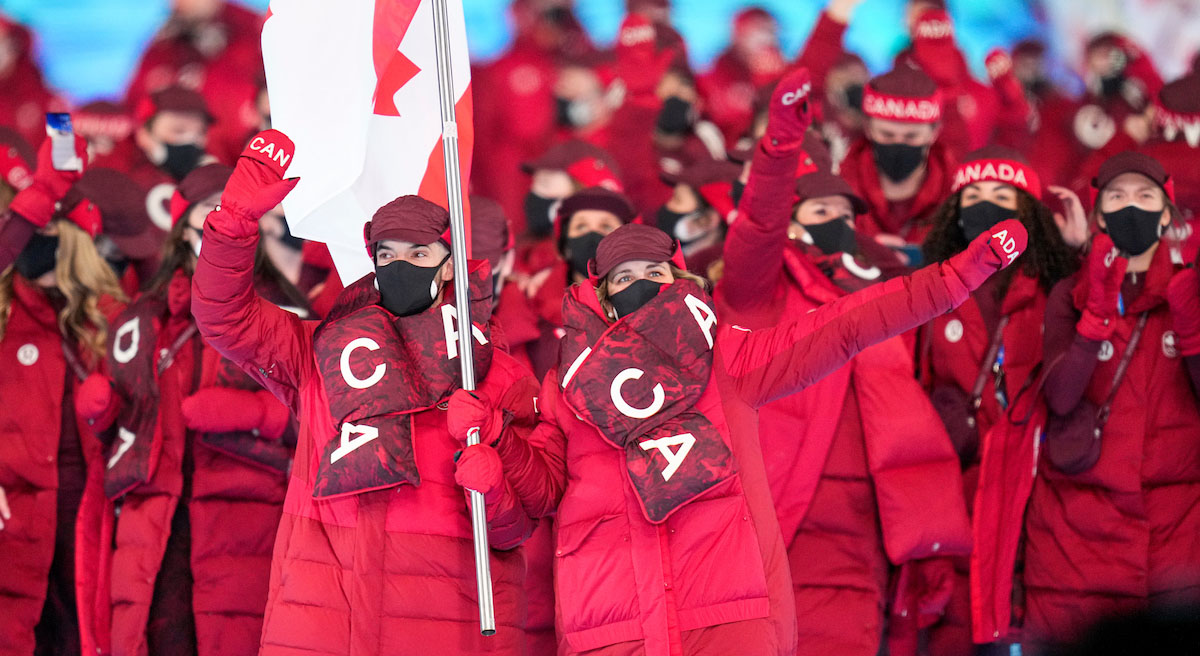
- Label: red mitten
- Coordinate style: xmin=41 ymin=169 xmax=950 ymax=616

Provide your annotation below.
xmin=1167 ymin=267 xmax=1200 ymax=356
xmin=446 ymin=389 xmax=503 ymax=447
xmin=8 ymin=133 xmax=90 ymax=228
xmin=911 ymin=557 xmax=955 ymax=627
xmin=763 ymin=67 xmax=813 ymax=154
xmin=212 ymin=130 xmax=299 ymax=236
xmin=181 ymin=387 xmax=267 ymax=434
xmin=255 ymin=390 xmax=291 ymax=440
xmin=454 ymin=444 xmax=505 ymax=501
xmin=75 ymin=373 xmax=120 ymax=431
xmin=986 ymin=48 xmax=1026 ymax=106
xmin=615 ymin=14 xmax=675 ymax=104
xmin=945 ymin=218 xmax=1028 ymax=291
xmin=911 ymin=9 xmax=966 ymax=87
xmin=1077 ymin=233 xmax=1127 ymax=341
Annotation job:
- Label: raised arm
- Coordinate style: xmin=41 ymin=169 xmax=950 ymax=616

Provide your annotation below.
xmin=2 ymin=133 xmax=90 ymax=271
xmin=795 ymin=0 xmax=860 ymax=91
xmin=720 ymin=67 xmax=812 ymax=313
xmin=724 ymin=219 xmax=1029 ymax=407
xmin=192 ymin=131 xmax=307 ymax=410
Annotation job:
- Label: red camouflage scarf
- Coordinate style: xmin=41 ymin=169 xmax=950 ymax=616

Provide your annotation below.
xmin=557 ymin=279 xmax=734 ymax=523
xmin=311 ymin=263 xmax=493 ymax=499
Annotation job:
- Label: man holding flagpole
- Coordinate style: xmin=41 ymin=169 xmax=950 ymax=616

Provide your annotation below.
xmin=192 ymin=129 xmax=540 ymax=655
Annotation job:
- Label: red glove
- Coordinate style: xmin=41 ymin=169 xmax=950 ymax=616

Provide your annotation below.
xmin=986 ymin=49 xmax=1025 ymax=105
xmin=945 ymin=218 xmax=1028 ymax=291
xmin=446 ymin=389 xmax=503 ymax=447
xmin=213 ymin=129 xmax=299 ymax=236
xmin=454 ymin=444 xmax=505 ymax=501
xmin=1167 ymin=267 xmax=1200 ymax=356
xmin=911 ymin=9 xmax=966 ymax=87
xmin=615 ymin=14 xmax=675 ymax=104
xmin=8 ymin=133 xmax=90 ymax=228
xmin=763 ymin=67 xmax=813 ymax=154
xmin=910 ymin=558 xmax=955 ymax=627
xmin=75 ymin=373 xmax=120 ymax=432
xmin=1077 ymin=233 xmax=1127 ymax=341
xmin=181 ymin=387 xmax=290 ymax=439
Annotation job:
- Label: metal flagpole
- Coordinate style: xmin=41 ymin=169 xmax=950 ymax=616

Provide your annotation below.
xmin=429 ymin=0 xmax=496 ymax=637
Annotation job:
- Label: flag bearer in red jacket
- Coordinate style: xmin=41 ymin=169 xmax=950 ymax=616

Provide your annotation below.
xmin=191 ymin=130 xmax=539 ymax=655
xmin=717 ymin=66 xmax=971 ymax=656
xmin=0 ymin=134 xmax=126 ymax=656
xmin=447 ymin=140 xmax=1031 ymax=652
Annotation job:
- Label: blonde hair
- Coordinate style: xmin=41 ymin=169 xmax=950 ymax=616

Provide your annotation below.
xmin=595 ymin=264 xmax=709 ymax=321
xmin=0 ymin=220 xmax=128 ymax=364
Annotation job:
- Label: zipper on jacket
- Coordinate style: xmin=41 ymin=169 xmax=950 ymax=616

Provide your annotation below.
xmin=658 ymin=524 xmax=684 ymax=656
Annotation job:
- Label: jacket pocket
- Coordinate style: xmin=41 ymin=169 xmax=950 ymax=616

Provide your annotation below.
xmin=668 ymin=493 xmax=770 ymax=631
xmin=556 ymin=514 xmax=643 ymax=651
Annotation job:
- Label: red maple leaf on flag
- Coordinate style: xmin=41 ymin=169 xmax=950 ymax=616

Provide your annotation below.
xmin=372 ymin=0 xmax=422 ymax=116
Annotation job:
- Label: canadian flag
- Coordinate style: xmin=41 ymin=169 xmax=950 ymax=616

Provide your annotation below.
xmin=262 ymin=0 xmax=473 ymax=282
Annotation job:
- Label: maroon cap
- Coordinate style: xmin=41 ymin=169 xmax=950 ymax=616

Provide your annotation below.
xmin=1092 ymin=151 xmax=1174 ymax=202
xmin=171 ymin=163 xmax=232 ymax=225
xmin=1012 ymin=39 xmax=1046 ymax=59
xmin=795 ymin=171 xmax=867 ymax=215
xmin=521 ymin=139 xmax=623 ymax=189
xmin=727 ymin=130 xmax=832 ymax=174
xmin=556 ymin=187 xmax=638 ymax=229
xmin=364 ymin=195 xmax=451 ymax=251
xmin=593 ymin=223 xmax=679 ymax=278
xmin=1156 ymin=72 xmax=1200 ymax=115
xmin=74 ymin=101 xmax=134 ymax=142
xmin=135 ymin=86 xmax=215 ymax=125
xmin=662 ymin=157 xmax=740 ymax=188
xmin=468 ymin=194 xmax=512 ymax=269
xmin=68 ymin=167 xmax=165 ymax=259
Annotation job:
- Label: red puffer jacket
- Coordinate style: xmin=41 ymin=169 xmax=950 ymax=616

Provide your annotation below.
xmin=0 ymin=277 xmax=119 ymax=656
xmin=840 ymin=138 xmax=957 ymax=245
xmin=919 ymin=272 xmax=1047 ymax=655
xmin=75 ymin=272 xmax=294 ymax=656
xmin=1023 ymin=244 xmax=1200 ymax=642
xmin=192 ymin=220 xmax=539 ymax=655
xmin=491 ymin=246 xmax=981 ymax=655
xmin=717 ymin=143 xmax=971 ymax=655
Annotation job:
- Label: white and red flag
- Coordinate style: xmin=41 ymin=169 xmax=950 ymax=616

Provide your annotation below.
xmin=261 ymin=0 xmax=473 ymax=282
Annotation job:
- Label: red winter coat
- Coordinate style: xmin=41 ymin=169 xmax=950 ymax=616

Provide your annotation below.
xmin=718 ymin=143 xmax=971 ymax=655
xmin=0 ymin=277 xmax=119 ymax=656
xmin=493 ymin=236 xmax=981 ymax=655
xmin=919 ymin=272 xmax=1048 ymax=655
xmin=192 ymin=219 xmax=539 ymax=655
xmin=75 ymin=272 xmax=294 ymax=656
xmin=470 ymin=36 xmax=559 ymax=235
xmin=124 ymin=4 xmax=264 ymax=164
xmin=1022 ymin=244 xmax=1200 ymax=642
xmin=840 ymin=138 xmax=956 ymax=245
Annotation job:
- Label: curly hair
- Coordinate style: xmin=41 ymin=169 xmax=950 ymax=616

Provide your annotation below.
xmin=921 ymin=189 xmax=1080 ymax=292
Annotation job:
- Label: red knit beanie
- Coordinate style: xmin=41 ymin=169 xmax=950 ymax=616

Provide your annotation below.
xmin=863 ymin=66 xmax=941 ymax=123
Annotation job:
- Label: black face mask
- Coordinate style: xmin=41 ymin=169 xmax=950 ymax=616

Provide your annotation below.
xmin=1099 ymin=73 xmax=1125 ymax=99
xmin=277 ymin=216 xmax=305 ymax=252
xmin=1103 ymin=205 xmax=1164 ymax=256
xmin=804 ymin=218 xmax=858 ymax=255
xmin=731 ymin=180 xmax=746 ymax=208
xmin=871 ymin=142 xmax=927 ymax=183
xmin=958 ymin=201 xmax=1017 ymax=242
xmin=843 ymin=83 xmax=865 ymax=111
xmin=161 ymin=143 xmax=205 ymax=181
xmin=610 ymin=278 xmax=664 ymax=319
xmin=375 ymin=254 xmax=449 ymax=317
xmin=554 ymin=96 xmax=592 ymax=128
xmin=655 ymin=205 xmax=695 ymax=242
xmin=524 ymin=192 xmax=557 ymax=238
xmin=565 ymin=231 xmax=604 ymax=278
xmin=15 ymin=233 xmax=59 ymax=281
xmin=656 ymin=97 xmax=695 ymax=136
